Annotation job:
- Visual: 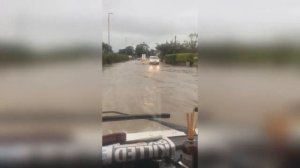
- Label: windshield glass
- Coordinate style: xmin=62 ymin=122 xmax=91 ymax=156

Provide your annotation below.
xmin=102 ymin=0 xmax=198 ymax=136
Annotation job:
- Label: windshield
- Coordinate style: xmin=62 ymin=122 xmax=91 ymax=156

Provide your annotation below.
xmin=102 ymin=0 xmax=198 ymax=136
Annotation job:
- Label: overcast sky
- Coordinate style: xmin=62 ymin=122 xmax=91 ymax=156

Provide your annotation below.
xmin=0 ymin=0 xmax=299 ymax=50
xmin=103 ymin=0 xmax=197 ymax=51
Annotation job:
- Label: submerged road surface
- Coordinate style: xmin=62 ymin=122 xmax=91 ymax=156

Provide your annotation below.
xmin=102 ymin=60 xmax=198 ymax=134
xmin=2 ymin=59 xmax=298 ymax=135
xmin=103 ymin=61 xmax=300 ymax=134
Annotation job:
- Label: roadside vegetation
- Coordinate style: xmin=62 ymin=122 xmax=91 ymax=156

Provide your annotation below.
xmin=103 ymin=42 xmax=155 ymax=65
xmin=165 ymin=53 xmax=197 ymax=65
xmin=102 ymin=42 xmax=129 ymax=65
xmin=0 ymin=43 xmax=35 ymax=64
xmin=198 ymin=43 xmax=300 ymax=66
xmin=103 ymin=53 xmax=129 ymax=64
xmin=155 ymin=33 xmax=198 ymax=66
xmin=4 ymin=35 xmax=298 ymax=67
xmin=107 ymin=33 xmax=199 ymax=67
xmin=0 ymin=42 xmax=98 ymax=66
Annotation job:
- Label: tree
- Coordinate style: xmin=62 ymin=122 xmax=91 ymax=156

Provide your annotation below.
xmin=155 ymin=41 xmax=177 ymax=60
xmin=156 ymin=33 xmax=198 ymax=60
xmin=118 ymin=46 xmax=134 ymax=55
xmin=125 ymin=46 xmax=135 ymax=55
xmin=135 ymin=43 xmax=149 ymax=57
xmin=102 ymin=42 xmax=113 ymax=55
xmin=149 ymin=49 xmax=157 ymax=56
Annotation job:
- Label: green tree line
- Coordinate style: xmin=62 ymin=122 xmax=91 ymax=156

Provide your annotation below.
xmin=102 ymin=42 xmax=129 ymax=65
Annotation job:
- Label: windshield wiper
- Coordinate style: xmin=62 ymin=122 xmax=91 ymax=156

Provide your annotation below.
xmin=102 ymin=112 xmax=170 ymax=122
xmin=102 ymin=111 xmax=187 ymax=132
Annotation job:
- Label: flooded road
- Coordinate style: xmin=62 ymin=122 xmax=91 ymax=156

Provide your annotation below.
xmin=1 ymin=60 xmax=299 ymax=135
xmin=103 ymin=61 xmax=300 ymax=134
xmin=102 ymin=60 xmax=198 ymax=134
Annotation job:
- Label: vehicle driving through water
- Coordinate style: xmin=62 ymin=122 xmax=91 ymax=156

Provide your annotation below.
xmin=149 ymin=56 xmax=160 ymax=65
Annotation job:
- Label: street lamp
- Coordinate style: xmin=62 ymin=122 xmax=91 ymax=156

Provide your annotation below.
xmin=108 ymin=12 xmax=113 ymax=45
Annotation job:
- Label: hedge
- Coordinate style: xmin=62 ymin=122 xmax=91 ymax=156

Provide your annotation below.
xmin=103 ymin=53 xmax=129 ymax=64
xmin=165 ymin=54 xmax=176 ymax=64
xmin=176 ymin=53 xmax=196 ymax=63
xmin=165 ymin=53 xmax=197 ymax=65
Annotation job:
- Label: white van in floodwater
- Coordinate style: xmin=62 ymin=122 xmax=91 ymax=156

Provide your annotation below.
xmin=149 ymin=56 xmax=159 ymax=65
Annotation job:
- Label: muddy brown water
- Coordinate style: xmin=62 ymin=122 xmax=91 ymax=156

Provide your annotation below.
xmin=103 ymin=61 xmax=300 ymax=134
xmin=1 ymin=60 xmax=299 ymax=135
xmin=102 ymin=60 xmax=198 ymax=134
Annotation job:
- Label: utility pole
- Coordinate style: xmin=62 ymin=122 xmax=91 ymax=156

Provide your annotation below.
xmin=174 ymin=35 xmax=177 ymax=53
xmin=175 ymin=35 xmax=177 ymax=45
xmin=108 ymin=12 xmax=113 ymax=45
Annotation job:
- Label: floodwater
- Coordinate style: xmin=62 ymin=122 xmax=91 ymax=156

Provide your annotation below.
xmin=102 ymin=60 xmax=198 ymax=134
xmin=1 ymin=60 xmax=299 ymax=135
xmin=103 ymin=61 xmax=300 ymax=134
